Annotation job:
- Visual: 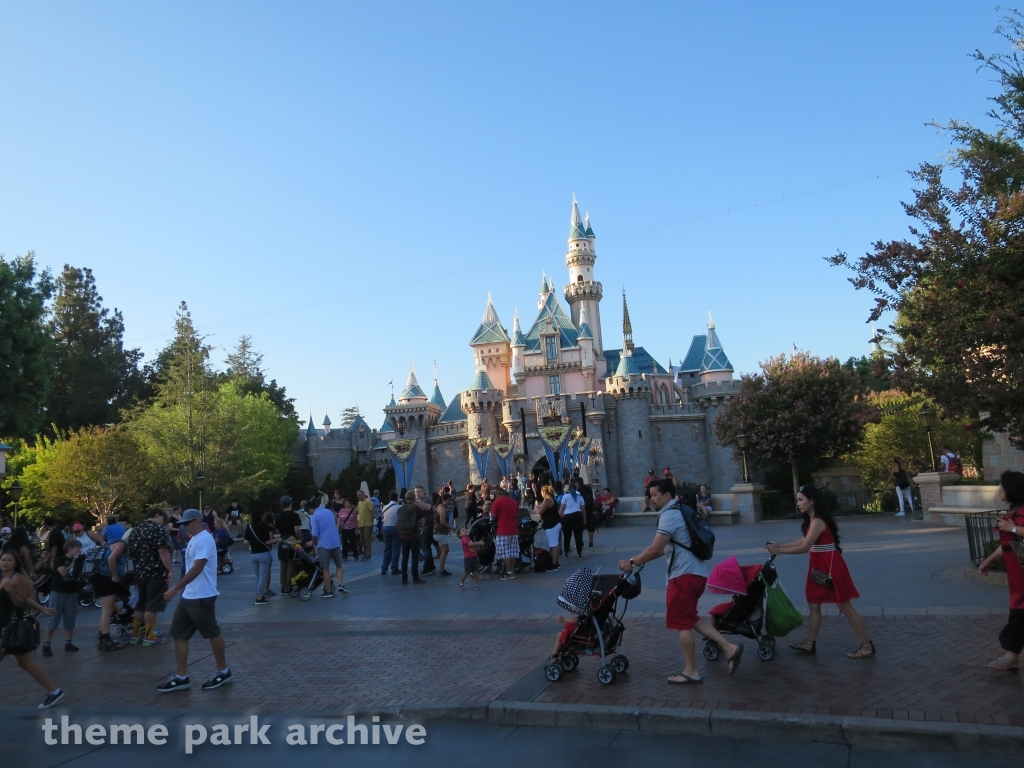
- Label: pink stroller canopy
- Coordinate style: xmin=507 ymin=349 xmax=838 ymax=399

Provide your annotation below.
xmin=707 ymin=556 xmax=748 ymax=595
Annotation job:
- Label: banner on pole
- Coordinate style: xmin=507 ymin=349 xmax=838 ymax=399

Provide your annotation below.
xmin=494 ymin=443 xmax=513 ymax=478
xmin=538 ymin=426 xmax=570 ymax=477
xmin=469 ymin=437 xmax=492 ymax=480
xmin=387 ymin=438 xmax=418 ymax=490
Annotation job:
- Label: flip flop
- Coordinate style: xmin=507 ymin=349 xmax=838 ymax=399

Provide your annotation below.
xmin=728 ymin=643 xmax=745 ymax=675
xmin=667 ymin=672 xmax=703 ymax=684
xmin=987 ymin=657 xmax=1020 ymax=672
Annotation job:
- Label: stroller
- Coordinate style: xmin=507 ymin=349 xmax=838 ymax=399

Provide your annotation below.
xmin=703 ymin=555 xmax=779 ymax=662
xmin=468 ymin=516 xmax=496 ymax=571
xmin=289 ymin=545 xmax=324 ymax=600
xmin=544 ymin=566 xmax=642 ymax=686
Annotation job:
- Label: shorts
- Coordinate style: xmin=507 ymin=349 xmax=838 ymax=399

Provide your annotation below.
xmin=169 ymin=596 xmax=221 ymax=640
xmin=544 ymin=524 xmax=562 ymax=549
xmin=495 ymin=534 xmax=519 ymax=561
xmin=463 ymin=556 xmax=479 ymax=575
xmin=48 ymin=591 xmax=78 ymax=631
xmin=666 ymin=574 xmax=707 ymax=631
xmin=92 ymin=574 xmax=122 ymax=598
xmin=136 ymin=576 xmax=168 ymax=614
xmin=585 ymin=514 xmax=596 ymax=533
xmin=317 ymin=546 xmax=344 ymax=570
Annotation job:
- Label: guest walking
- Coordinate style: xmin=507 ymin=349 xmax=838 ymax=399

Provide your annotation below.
xmin=338 ymin=499 xmax=360 ymax=560
xmin=887 ymin=458 xmax=915 ymax=517
xmin=979 ymin=470 xmax=1024 ymax=671
xmin=767 ymin=485 xmax=875 ymax=658
xmin=380 ymin=492 xmax=402 ymax=575
xmin=244 ymin=511 xmax=279 ymax=605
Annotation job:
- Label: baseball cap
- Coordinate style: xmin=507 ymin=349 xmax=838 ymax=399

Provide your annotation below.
xmin=180 ymin=508 xmax=203 ymax=523
xmin=280 ymin=495 xmax=292 ymax=507
xmin=0 ymin=526 xmax=10 ymax=535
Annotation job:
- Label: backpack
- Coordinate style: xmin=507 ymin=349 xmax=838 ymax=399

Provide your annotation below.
xmin=396 ymin=504 xmax=418 ymax=536
xmin=670 ymin=504 xmax=715 ymax=561
xmin=533 ymin=548 xmax=552 ymax=573
xmin=81 ymin=547 xmax=107 ymax=577
xmin=947 ymin=455 xmax=963 ymax=475
xmin=96 ymin=541 xmax=127 ymax=578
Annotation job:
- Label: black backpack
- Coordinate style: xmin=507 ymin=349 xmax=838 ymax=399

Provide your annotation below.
xmin=533 ymin=549 xmax=552 ymax=573
xmin=396 ymin=504 xmax=418 ymax=536
xmin=670 ymin=504 xmax=715 ymax=561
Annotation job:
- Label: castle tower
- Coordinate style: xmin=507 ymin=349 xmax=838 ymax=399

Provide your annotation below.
xmin=460 ymin=355 xmax=504 ymax=484
xmin=604 ymin=293 xmax=655 ymax=496
xmin=385 ymin=363 xmax=441 ymax=491
xmin=577 ymin=307 xmax=596 ymax=390
xmin=511 ymin=310 xmax=526 ymax=384
xmin=699 ymin=311 xmax=734 ymax=385
xmin=562 ymin=197 xmax=604 ymax=354
xmin=470 ymin=293 xmax=512 ymax=392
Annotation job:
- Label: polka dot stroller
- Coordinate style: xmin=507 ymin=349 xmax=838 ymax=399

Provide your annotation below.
xmin=544 ymin=565 xmax=643 ymax=686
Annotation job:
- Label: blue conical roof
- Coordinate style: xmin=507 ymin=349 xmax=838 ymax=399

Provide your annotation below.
xmin=700 ymin=315 xmax=734 ymax=374
xmin=429 ymin=381 xmax=446 ymax=410
xmin=568 ymin=197 xmax=587 ymax=240
xmin=305 ymin=412 xmax=317 ymax=435
xmin=615 ymin=353 xmax=642 ymax=377
xmin=470 ymin=296 xmax=510 ymax=345
xmin=469 ymin=369 xmax=495 ymax=391
xmin=439 ymin=394 xmax=468 ymax=423
xmin=577 ymin=322 xmax=594 ymax=340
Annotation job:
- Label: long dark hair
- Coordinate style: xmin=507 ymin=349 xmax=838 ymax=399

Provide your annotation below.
xmin=798 ymin=485 xmax=842 ymax=552
xmin=4 ymin=526 xmax=31 ymax=553
xmin=1001 ymin=470 xmax=1024 ymax=507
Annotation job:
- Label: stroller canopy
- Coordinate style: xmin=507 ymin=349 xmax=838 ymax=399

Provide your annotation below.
xmin=707 ymin=556 xmax=762 ymax=595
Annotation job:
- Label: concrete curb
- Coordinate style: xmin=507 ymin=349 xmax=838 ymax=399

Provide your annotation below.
xmin=341 ymin=701 xmax=1024 ymax=755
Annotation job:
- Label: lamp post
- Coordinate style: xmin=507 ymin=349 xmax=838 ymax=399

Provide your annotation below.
xmin=736 ymin=434 xmax=750 ymax=484
xmin=918 ymin=405 xmax=939 ymax=471
xmin=9 ymin=480 xmax=22 ymax=528
xmin=195 ymin=471 xmax=205 ymax=511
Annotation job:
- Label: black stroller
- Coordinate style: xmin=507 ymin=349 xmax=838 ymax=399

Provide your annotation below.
xmin=703 ymin=555 xmax=779 ymax=662
xmin=289 ymin=545 xmax=325 ymax=600
xmin=468 ymin=516 xmax=496 ymax=571
xmin=217 ymin=539 xmax=234 ymax=574
xmin=544 ymin=566 xmax=642 ymax=685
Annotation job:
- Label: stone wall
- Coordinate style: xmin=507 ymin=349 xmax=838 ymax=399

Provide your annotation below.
xmin=615 ymin=397 xmax=655 ymax=496
xmin=650 ymin=412 xmax=709 ymax=487
xmin=427 ymin=435 xmax=470 ymax=492
xmin=983 ymin=430 xmax=1024 ymax=476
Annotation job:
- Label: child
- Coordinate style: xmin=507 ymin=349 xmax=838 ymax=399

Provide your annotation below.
xmin=549 ymin=615 xmax=579 ymax=663
xmin=458 ymin=527 xmax=482 ymax=591
xmin=43 ymin=539 xmax=83 ymax=655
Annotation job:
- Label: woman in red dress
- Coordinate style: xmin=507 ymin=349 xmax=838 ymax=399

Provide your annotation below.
xmin=767 ymin=485 xmax=875 ymax=658
xmin=978 ymin=470 xmax=1024 ymax=671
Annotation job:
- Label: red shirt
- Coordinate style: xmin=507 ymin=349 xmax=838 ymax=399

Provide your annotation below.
xmin=999 ymin=506 xmax=1024 ymax=610
xmin=490 ymin=495 xmax=519 ymax=537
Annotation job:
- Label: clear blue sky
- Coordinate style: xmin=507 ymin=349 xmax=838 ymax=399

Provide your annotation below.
xmin=0 ymin=2 xmax=1001 ymax=426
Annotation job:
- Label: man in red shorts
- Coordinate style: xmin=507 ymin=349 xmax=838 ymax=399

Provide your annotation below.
xmin=618 ymin=478 xmax=743 ymax=683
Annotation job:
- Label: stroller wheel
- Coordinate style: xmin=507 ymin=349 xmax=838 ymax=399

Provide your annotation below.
xmin=299 ymin=587 xmax=313 ymax=601
xmin=561 ymin=653 xmax=579 ymax=672
xmin=757 ymin=643 xmax=775 ymax=661
xmin=110 ymin=624 xmax=132 ymax=647
xmin=766 ymin=635 xmax=776 ymax=649
xmin=702 ymin=642 xmax=720 ymax=661
xmin=220 ymin=562 xmax=234 ymax=574
xmin=597 ymin=666 xmax=616 ymax=685
xmin=610 ymin=655 xmax=629 ymax=673
xmin=544 ymin=664 xmax=563 ymax=682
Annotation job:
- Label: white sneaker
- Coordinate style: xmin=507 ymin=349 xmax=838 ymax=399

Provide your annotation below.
xmin=895 ymin=512 xmax=906 ymax=517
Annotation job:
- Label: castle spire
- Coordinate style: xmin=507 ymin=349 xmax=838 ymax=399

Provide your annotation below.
xmin=306 ymin=411 xmax=317 ymax=436
xmin=568 ymin=195 xmax=587 ymax=240
xmin=622 ymin=289 xmax=634 ymax=355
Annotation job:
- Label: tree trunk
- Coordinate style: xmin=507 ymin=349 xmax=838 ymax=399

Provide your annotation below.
xmin=791 ymin=458 xmax=800 ymax=503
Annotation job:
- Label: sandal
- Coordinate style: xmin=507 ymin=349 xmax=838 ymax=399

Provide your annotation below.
xmin=987 ymin=657 xmax=1020 ymax=672
xmin=788 ymin=639 xmax=816 ymax=654
xmin=728 ymin=643 xmax=745 ymax=675
xmin=667 ymin=672 xmax=703 ymax=684
xmin=847 ymin=641 xmax=876 ymax=659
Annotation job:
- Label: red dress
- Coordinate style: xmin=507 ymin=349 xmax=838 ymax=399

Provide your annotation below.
xmin=804 ymin=525 xmax=860 ymax=604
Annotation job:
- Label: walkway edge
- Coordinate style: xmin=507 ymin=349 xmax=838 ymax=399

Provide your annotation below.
xmin=348 ymin=701 xmax=1024 ymax=754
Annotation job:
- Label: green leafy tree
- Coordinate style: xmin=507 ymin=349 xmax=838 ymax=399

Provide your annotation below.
xmin=715 ymin=352 xmax=875 ymax=495
xmin=45 ymin=265 xmax=144 ymax=432
xmin=842 ymin=355 xmax=892 ymax=394
xmin=844 ymin=390 xmax=982 ymax=508
xmin=224 ymin=335 xmax=297 ymax=420
xmin=829 ymin=13 xmax=1024 ymax=445
xmin=0 ymin=253 xmax=54 ymax=437
xmin=320 ymin=455 xmax=395 ymax=501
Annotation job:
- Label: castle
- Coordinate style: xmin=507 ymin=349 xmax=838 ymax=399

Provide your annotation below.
xmin=298 ymin=198 xmax=746 ymax=499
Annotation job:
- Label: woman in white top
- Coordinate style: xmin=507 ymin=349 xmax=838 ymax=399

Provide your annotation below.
xmin=72 ymin=523 xmax=102 ymax=553
xmin=559 ymin=482 xmax=587 ymax=559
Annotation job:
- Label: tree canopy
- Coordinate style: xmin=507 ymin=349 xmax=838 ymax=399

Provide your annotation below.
xmin=829 ymin=13 xmax=1024 ymax=445
xmin=0 ymin=253 xmax=53 ymax=438
xmin=715 ymin=352 xmax=874 ymax=495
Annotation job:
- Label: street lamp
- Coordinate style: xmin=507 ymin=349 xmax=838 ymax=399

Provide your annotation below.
xmin=917 ymin=405 xmax=939 ymax=471
xmin=397 ymin=417 xmax=406 ymax=437
xmin=195 ymin=471 xmax=205 ymax=511
xmin=9 ymin=480 xmax=22 ymax=528
xmin=736 ymin=434 xmax=750 ymax=483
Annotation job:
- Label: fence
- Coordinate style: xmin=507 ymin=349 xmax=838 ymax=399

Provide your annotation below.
xmin=965 ymin=511 xmax=1003 ymax=567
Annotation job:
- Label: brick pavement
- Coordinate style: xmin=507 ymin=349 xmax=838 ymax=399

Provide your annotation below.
xmin=2 ymin=614 xmax=1022 ymax=726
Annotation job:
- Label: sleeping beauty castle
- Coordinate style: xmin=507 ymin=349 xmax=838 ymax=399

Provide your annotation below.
xmin=298 ymin=198 xmax=752 ymax=508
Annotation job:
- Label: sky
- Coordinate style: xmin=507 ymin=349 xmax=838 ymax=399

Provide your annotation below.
xmin=0 ymin=2 xmax=1004 ymax=428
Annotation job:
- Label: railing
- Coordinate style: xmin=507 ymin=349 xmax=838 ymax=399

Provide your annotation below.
xmin=831 ymin=489 xmax=874 ymax=513
xmin=965 ymin=511 xmax=1003 ymax=567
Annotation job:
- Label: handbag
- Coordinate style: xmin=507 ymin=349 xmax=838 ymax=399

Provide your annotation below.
xmin=810 ymin=550 xmax=835 ymax=589
xmin=1 ymin=609 xmax=40 ymax=655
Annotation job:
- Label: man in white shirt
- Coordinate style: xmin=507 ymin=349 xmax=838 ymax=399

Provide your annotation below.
xmin=157 ymin=509 xmax=232 ymax=693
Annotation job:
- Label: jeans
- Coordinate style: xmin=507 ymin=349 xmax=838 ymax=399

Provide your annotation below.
xmin=251 ymin=551 xmax=272 ymax=598
xmin=400 ymin=539 xmax=420 ymax=582
xmin=420 ymin=526 xmax=435 ymax=572
xmin=562 ymin=513 xmax=584 ymax=555
xmin=895 ymin=486 xmax=914 ymax=514
xmin=381 ymin=527 xmax=400 ymax=573
xmin=342 ymin=528 xmax=359 ymax=558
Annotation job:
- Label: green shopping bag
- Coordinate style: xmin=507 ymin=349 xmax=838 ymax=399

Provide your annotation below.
xmin=763 ymin=574 xmax=803 ymax=638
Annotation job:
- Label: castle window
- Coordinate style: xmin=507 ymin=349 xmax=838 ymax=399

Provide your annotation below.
xmin=545 ymin=336 xmax=557 ymax=360
xmin=577 ymin=275 xmax=583 ymax=283
xmin=548 ymin=375 xmax=561 ymax=395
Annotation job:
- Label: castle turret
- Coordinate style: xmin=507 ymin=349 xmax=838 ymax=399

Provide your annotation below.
xmin=470 ymin=293 xmax=512 ymax=392
xmin=460 ymin=354 xmax=504 ymax=484
xmin=604 ymin=292 xmax=655 ymax=496
xmin=699 ymin=311 xmax=734 ymax=385
xmin=511 ymin=310 xmax=526 ymax=384
xmin=563 ymin=197 xmax=604 ymax=354
xmin=386 ymin=364 xmax=442 ymax=490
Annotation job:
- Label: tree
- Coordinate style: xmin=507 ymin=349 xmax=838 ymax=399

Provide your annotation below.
xmin=45 ymin=265 xmax=144 ymax=432
xmin=715 ymin=352 xmax=875 ymax=495
xmin=0 ymin=253 xmax=53 ymax=437
xmin=844 ymin=390 xmax=981 ymax=508
xmin=842 ymin=355 xmax=892 ymax=394
xmin=338 ymin=405 xmax=362 ymax=429
xmin=320 ymin=454 xmax=395 ymax=501
xmin=224 ymin=335 xmax=296 ymax=420
xmin=829 ymin=13 xmax=1024 ymax=445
